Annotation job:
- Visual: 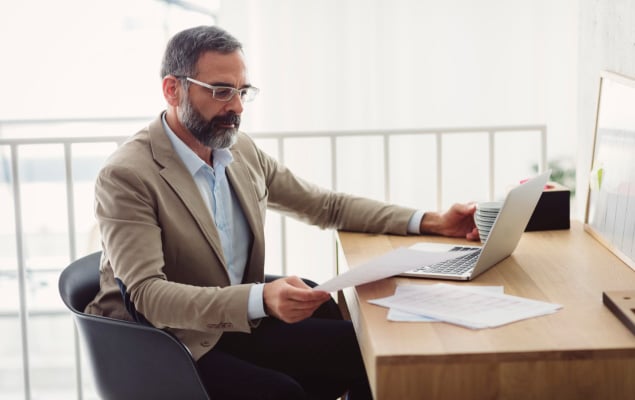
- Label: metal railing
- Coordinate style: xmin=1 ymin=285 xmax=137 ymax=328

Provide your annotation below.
xmin=0 ymin=117 xmax=547 ymax=399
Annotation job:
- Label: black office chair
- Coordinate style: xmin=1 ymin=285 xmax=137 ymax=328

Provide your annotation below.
xmin=58 ymin=251 xmax=210 ymax=400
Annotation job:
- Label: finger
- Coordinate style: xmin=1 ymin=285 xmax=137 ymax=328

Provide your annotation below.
xmin=281 ymin=294 xmax=329 ymax=313
xmin=286 ymin=282 xmax=331 ymax=304
xmin=466 ymin=227 xmax=480 ymax=241
xmin=285 ymin=285 xmax=330 ymax=302
xmin=462 ymin=203 xmax=477 ymax=216
xmin=281 ymin=295 xmax=324 ymax=308
xmin=279 ymin=301 xmax=325 ymax=323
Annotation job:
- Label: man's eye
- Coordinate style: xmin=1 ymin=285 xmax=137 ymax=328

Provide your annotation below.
xmin=214 ymin=88 xmax=234 ymax=98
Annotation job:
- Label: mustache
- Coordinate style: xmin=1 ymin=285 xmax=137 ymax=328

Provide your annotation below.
xmin=211 ymin=112 xmax=241 ymax=128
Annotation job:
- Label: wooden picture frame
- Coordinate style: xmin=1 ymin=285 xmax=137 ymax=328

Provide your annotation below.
xmin=584 ymin=71 xmax=635 ymax=271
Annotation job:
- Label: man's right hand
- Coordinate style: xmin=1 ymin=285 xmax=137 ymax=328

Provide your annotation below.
xmin=263 ymin=276 xmax=331 ymax=323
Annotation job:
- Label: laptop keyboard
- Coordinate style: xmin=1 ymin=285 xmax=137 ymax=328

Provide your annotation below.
xmin=413 ymin=246 xmax=481 ymax=275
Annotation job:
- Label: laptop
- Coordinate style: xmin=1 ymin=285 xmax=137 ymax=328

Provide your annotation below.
xmin=400 ymin=170 xmax=551 ymax=281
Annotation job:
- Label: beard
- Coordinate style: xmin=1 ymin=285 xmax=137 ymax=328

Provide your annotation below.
xmin=178 ymin=96 xmax=241 ymax=149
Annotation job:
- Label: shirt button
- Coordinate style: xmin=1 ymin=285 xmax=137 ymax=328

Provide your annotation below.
xmin=201 ymin=340 xmax=212 ymax=347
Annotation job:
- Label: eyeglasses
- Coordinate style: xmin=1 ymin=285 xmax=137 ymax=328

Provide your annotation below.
xmin=181 ymin=76 xmax=259 ymax=102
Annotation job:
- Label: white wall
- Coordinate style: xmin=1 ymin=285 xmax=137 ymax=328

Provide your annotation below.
xmin=577 ymin=0 xmax=635 ymax=219
xmin=219 ymin=0 xmax=578 ymax=163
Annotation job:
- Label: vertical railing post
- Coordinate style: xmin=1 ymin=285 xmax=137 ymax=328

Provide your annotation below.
xmin=64 ymin=143 xmax=78 ymax=264
xmin=330 ymin=136 xmax=338 ymax=192
xmin=277 ymin=137 xmax=287 ymax=276
xmin=63 ymin=143 xmax=84 ymax=400
xmin=11 ymin=144 xmax=31 ymax=400
xmin=330 ymin=136 xmax=339 ymax=278
xmin=540 ymin=126 xmax=548 ymax=173
xmin=383 ymin=134 xmax=390 ymax=202
xmin=435 ymin=132 xmax=443 ymax=211
xmin=488 ymin=131 xmax=496 ymax=201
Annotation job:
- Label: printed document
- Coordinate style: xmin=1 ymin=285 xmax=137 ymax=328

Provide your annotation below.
xmin=387 ymin=285 xmax=504 ymax=322
xmin=370 ymin=283 xmax=561 ymax=329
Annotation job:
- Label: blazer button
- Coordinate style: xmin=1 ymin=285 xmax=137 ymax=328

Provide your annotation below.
xmin=201 ymin=340 xmax=212 ymax=347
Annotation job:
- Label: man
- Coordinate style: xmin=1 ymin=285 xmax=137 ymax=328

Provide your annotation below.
xmin=86 ymin=25 xmax=479 ymax=399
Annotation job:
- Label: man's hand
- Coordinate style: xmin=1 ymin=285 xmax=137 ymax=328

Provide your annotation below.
xmin=420 ymin=202 xmax=479 ymax=241
xmin=263 ymin=276 xmax=331 ymax=323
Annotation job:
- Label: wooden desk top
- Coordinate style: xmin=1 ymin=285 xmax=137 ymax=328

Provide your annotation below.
xmin=337 ymin=221 xmax=635 ymax=399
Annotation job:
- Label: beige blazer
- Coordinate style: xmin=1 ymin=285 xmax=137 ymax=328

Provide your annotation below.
xmin=86 ymin=113 xmax=416 ymax=360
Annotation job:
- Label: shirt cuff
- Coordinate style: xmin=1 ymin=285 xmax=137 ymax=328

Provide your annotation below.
xmin=247 ymin=283 xmax=268 ymax=320
xmin=408 ymin=210 xmax=426 ymax=234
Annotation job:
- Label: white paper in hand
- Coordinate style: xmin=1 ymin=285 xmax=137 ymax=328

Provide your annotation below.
xmin=314 ymin=247 xmax=472 ymax=292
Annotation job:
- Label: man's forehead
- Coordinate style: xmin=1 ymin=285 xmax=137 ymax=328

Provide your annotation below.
xmin=195 ymin=50 xmax=247 ymax=77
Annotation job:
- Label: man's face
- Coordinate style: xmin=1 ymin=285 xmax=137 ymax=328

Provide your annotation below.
xmin=178 ymin=92 xmax=240 ymax=149
xmin=178 ymin=50 xmax=249 ymax=149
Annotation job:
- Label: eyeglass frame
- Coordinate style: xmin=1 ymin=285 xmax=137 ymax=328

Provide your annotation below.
xmin=176 ymin=75 xmax=260 ymax=102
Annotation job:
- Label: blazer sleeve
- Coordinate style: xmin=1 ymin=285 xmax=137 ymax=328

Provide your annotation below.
xmin=236 ymin=134 xmax=418 ymax=235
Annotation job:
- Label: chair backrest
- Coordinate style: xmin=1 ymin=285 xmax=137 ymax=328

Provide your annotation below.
xmin=59 ymin=252 xmax=102 ymax=314
xmin=58 ymin=252 xmax=210 ymax=400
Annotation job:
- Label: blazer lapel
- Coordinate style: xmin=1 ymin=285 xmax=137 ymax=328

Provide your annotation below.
xmin=147 ymin=116 xmax=228 ymax=270
xmin=226 ymin=154 xmax=263 ymax=240
xmin=226 ymin=149 xmax=265 ymax=281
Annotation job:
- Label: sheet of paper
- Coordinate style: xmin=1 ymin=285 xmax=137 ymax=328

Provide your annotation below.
xmin=387 ymin=285 xmax=504 ymax=322
xmin=314 ymin=247 xmax=472 ymax=292
xmin=370 ymin=283 xmax=561 ymax=329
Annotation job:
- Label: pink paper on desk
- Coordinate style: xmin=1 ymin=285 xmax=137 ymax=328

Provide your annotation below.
xmin=314 ymin=247 xmax=468 ymax=292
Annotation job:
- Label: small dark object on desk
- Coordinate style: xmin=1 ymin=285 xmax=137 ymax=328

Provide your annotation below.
xmin=603 ymin=290 xmax=635 ymax=336
xmin=525 ymin=182 xmax=570 ymax=231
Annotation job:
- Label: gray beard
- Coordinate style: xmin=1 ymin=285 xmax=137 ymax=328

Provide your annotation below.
xmin=202 ymin=128 xmax=238 ymax=149
xmin=178 ymin=98 xmax=238 ymax=149
xmin=207 ymin=127 xmax=238 ymax=149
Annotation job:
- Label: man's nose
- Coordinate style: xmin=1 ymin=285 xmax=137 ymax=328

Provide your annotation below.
xmin=225 ymin=93 xmax=244 ymax=114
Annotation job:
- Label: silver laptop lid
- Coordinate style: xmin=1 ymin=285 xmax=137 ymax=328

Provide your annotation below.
xmin=469 ymin=170 xmax=551 ymax=279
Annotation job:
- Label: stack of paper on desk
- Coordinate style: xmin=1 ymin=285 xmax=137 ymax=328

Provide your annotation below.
xmin=369 ymin=283 xmax=562 ymax=329
xmin=387 ymin=285 xmax=504 ymax=322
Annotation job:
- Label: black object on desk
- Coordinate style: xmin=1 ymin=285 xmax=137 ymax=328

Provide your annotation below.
xmin=525 ymin=182 xmax=570 ymax=231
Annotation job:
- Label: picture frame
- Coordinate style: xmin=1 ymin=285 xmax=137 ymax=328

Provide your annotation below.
xmin=584 ymin=70 xmax=635 ymax=271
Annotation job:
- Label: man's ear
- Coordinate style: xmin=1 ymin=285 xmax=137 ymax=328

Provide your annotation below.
xmin=162 ymin=75 xmax=181 ymax=106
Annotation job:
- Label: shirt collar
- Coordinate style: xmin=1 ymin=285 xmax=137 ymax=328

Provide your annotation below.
xmin=161 ymin=113 xmax=234 ymax=176
xmin=212 ymin=147 xmax=234 ymax=170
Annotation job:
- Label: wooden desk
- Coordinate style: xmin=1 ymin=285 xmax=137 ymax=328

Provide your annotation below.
xmin=336 ymin=221 xmax=635 ymax=400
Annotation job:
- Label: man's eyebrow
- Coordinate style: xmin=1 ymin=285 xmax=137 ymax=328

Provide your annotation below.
xmin=209 ymin=81 xmax=253 ymax=89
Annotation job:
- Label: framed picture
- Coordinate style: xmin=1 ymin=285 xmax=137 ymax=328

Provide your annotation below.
xmin=584 ymin=71 xmax=635 ymax=270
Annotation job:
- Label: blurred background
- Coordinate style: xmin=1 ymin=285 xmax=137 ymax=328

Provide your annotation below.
xmin=0 ymin=0 xmax=590 ymax=398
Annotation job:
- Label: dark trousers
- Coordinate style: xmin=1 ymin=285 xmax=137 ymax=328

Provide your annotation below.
xmin=196 ymin=277 xmax=372 ymax=400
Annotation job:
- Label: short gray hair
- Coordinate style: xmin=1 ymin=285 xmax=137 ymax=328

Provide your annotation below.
xmin=160 ymin=26 xmax=243 ymax=78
